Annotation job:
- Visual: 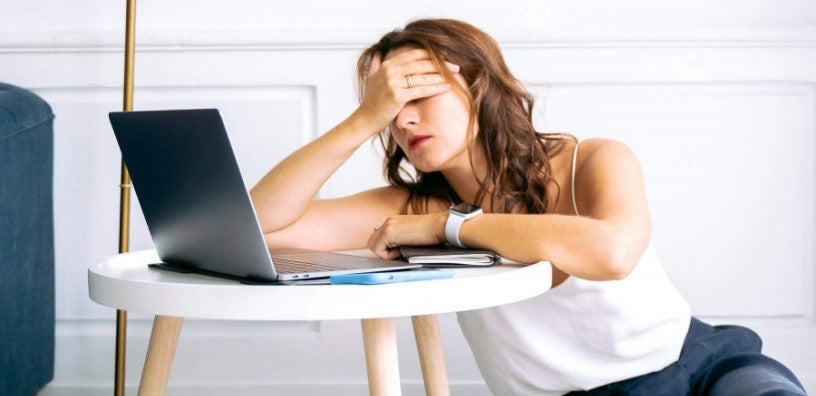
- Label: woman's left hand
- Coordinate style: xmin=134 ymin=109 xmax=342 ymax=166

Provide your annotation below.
xmin=368 ymin=213 xmax=448 ymax=259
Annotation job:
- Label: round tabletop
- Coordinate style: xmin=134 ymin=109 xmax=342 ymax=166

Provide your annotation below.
xmin=88 ymin=249 xmax=552 ymax=321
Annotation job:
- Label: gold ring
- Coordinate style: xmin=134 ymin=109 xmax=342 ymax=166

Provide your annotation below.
xmin=406 ymin=75 xmax=413 ymax=89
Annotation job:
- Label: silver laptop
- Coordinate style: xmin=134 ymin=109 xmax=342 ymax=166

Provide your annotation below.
xmin=108 ymin=108 xmax=419 ymax=283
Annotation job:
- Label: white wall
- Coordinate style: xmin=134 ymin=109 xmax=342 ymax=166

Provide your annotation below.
xmin=2 ymin=1 xmax=814 ymax=394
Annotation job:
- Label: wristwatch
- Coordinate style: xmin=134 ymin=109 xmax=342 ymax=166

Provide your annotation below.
xmin=444 ymin=202 xmax=483 ymax=248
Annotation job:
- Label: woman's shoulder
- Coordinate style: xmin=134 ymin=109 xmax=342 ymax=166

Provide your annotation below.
xmin=545 ymin=136 xmax=640 ymax=190
xmin=576 ymin=137 xmax=640 ymax=168
xmin=577 ymin=137 xmax=633 ymax=156
xmin=572 ymin=137 xmax=645 ymax=189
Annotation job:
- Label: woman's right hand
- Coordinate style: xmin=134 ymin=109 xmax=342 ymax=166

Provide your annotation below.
xmin=354 ymin=48 xmax=460 ymax=134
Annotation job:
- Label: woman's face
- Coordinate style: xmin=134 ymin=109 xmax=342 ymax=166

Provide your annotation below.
xmin=384 ymin=46 xmax=478 ymax=174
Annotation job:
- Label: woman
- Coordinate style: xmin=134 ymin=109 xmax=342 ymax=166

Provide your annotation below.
xmin=250 ymin=18 xmax=806 ymax=396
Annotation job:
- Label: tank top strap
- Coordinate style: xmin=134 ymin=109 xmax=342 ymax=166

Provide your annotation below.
xmin=571 ymin=138 xmax=582 ymax=216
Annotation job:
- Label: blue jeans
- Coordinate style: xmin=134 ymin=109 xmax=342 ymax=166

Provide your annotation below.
xmin=566 ymin=317 xmax=806 ymax=396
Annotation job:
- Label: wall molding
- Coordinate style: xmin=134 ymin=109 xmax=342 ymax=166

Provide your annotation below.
xmin=2 ymin=26 xmax=816 ymax=53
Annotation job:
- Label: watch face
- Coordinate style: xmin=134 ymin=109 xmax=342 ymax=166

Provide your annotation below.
xmin=452 ymin=202 xmax=480 ymax=214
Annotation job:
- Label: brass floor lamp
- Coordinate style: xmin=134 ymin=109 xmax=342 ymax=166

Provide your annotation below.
xmin=115 ymin=0 xmax=137 ymax=395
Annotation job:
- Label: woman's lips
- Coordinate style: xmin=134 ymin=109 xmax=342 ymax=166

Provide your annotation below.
xmin=408 ymin=135 xmax=431 ymax=149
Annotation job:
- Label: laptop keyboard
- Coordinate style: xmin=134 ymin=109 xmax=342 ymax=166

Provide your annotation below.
xmin=271 ymin=256 xmax=347 ymax=274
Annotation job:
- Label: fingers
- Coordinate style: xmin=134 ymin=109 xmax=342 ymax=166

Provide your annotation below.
xmin=402 ymin=73 xmax=448 ymax=88
xmin=399 ymin=60 xmax=459 ymax=79
xmin=403 ymin=83 xmax=453 ymax=101
xmin=367 ymin=225 xmax=400 ymax=259
xmin=358 ymin=48 xmax=460 ymax=132
xmin=374 ymin=48 xmax=458 ymax=83
xmin=366 ymin=214 xmax=445 ymax=259
xmin=399 ymin=63 xmax=459 ymax=99
xmin=393 ymin=62 xmax=459 ymax=102
xmin=380 ymin=48 xmax=459 ymax=83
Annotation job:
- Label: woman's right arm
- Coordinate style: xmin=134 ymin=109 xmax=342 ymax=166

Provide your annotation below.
xmin=249 ymin=109 xmax=381 ymax=233
xmin=249 ymin=48 xmax=457 ymax=250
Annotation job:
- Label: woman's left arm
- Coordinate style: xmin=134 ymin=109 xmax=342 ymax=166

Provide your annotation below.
xmin=367 ymin=139 xmax=651 ymax=281
xmin=461 ymin=139 xmax=652 ymax=280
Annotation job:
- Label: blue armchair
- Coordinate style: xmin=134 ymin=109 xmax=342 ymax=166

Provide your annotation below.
xmin=0 ymin=82 xmax=55 ymax=395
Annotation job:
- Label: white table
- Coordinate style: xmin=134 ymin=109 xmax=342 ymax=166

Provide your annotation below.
xmin=88 ymin=249 xmax=552 ymax=395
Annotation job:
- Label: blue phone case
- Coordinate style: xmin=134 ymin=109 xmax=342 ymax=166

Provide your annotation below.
xmin=330 ymin=269 xmax=454 ymax=285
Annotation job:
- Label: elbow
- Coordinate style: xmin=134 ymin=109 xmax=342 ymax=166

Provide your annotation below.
xmin=601 ymin=236 xmax=638 ymax=281
xmin=606 ymin=257 xmax=635 ymax=281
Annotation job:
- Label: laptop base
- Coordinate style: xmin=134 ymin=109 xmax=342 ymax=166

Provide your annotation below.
xmin=148 ymin=262 xmax=283 ymax=285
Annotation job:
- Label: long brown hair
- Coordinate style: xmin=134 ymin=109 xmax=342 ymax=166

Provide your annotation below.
xmin=356 ymin=18 xmax=575 ymax=215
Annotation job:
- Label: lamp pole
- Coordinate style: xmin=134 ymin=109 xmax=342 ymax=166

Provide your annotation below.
xmin=116 ymin=0 xmax=137 ymax=394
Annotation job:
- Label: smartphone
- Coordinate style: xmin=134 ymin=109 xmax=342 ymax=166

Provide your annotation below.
xmin=330 ymin=269 xmax=454 ymax=285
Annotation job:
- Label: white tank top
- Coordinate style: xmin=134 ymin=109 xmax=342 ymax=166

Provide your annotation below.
xmin=456 ymin=139 xmax=691 ymax=395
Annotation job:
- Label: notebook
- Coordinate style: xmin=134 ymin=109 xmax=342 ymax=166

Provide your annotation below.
xmin=108 ymin=108 xmax=420 ymax=283
xmin=399 ymin=245 xmax=501 ymax=267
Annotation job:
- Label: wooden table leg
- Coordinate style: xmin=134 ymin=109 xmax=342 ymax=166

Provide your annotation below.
xmin=361 ymin=318 xmax=401 ymax=396
xmin=412 ymin=315 xmax=450 ymax=396
xmin=138 ymin=315 xmax=184 ymax=396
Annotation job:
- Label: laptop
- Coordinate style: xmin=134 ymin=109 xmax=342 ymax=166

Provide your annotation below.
xmin=108 ymin=108 xmax=420 ymax=283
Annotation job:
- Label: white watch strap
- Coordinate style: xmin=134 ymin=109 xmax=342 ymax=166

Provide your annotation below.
xmin=445 ymin=212 xmax=467 ymax=248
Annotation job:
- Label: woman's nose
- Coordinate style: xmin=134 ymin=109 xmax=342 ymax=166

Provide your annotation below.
xmin=395 ymin=102 xmax=419 ymax=131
